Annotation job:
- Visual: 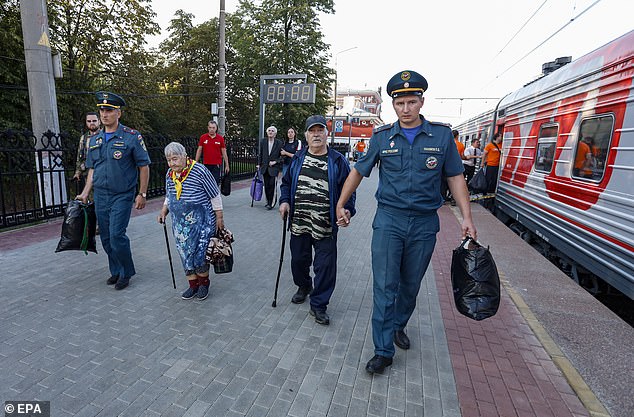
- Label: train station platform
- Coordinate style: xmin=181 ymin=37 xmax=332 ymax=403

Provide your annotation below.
xmin=1 ymin=168 xmax=632 ymax=417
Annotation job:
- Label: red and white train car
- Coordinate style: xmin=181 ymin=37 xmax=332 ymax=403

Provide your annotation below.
xmin=456 ymin=30 xmax=634 ymax=299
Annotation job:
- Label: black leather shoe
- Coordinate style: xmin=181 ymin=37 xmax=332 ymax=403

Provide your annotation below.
xmin=365 ymin=355 xmax=393 ymax=374
xmin=265 ymin=204 xmax=272 ymax=209
xmin=106 ymin=276 xmax=119 ymax=285
xmin=394 ymin=330 xmax=410 ymax=350
xmin=309 ymin=308 xmax=330 ymax=325
xmin=114 ymin=277 xmax=130 ymax=290
xmin=291 ymin=286 xmax=312 ymax=304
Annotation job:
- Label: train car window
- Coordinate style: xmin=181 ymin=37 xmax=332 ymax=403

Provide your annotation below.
xmin=572 ymin=114 xmax=614 ymax=181
xmin=535 ymin=124 xmax=558 ymax=173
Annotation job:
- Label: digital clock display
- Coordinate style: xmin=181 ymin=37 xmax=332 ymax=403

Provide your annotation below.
xmin=263 ymin=83 xmax=316 ymax=104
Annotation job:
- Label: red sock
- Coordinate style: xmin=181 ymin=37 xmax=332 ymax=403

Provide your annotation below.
xmin=198 ymin=276 xmax=210 ymax=286
xmin=188 ymin=279 xmax=199 ymax=289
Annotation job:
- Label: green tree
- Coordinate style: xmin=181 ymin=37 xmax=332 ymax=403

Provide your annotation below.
xmin=157 ymin=10 xmax=220 ymax=137
xmin=47 ymin=0 xmax=160 ymax=133
xmin=228 ymin=0 xmax=335 ymax=138
xmin=0 ymin=0 xmax=29 ymax=129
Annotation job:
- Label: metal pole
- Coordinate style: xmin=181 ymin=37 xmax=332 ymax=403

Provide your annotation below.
xmin=218 ymin=0 xmax=226 ymax=136
xmin=20 ymin=0 xmax=64 ymax=207
xmin=330 ymin=47 xmax=357 ymax=146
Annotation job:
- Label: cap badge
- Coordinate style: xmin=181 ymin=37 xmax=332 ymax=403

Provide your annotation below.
xmin=102 ymin=99 xmax=107 ymax=104
xmin=425 ymin=156 xmax=438 ymax=169
xmin=403 ymin=82 xmax=410 ymax=88
xmin=401 ymin=71 xmax=411 ymax=81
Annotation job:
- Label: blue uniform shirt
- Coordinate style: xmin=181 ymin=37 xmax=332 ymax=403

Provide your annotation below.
xmin=354 ymin=116 xmax=463 ymax=214
xmin=86 ymin=123 xmax=151 ymax=194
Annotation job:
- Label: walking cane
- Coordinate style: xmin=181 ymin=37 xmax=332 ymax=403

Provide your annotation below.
xmin=160 ymin=219 xmax=177 ymax=289
xmin=272 ymin=214 xmax=287 ymax=307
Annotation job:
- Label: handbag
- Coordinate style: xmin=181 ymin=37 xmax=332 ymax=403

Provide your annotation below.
xmin=205 ymin=227 xmax=235 ymax=274
xmin=55 ymin=200 xmax=97 ymax=254
xmin=250 ymin=171 xmax=263 ymax=202
xmin=221 ymin=172 xmax=231 ymax=196
xmin=450 ymin=237 xmax=500 ymax=321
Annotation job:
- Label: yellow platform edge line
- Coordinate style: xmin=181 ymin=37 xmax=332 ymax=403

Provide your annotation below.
xmin=501 ymin=276 xmax=611 ymax=417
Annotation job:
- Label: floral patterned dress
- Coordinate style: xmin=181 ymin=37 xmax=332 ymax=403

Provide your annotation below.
xmin=165 ymin=161 xmax=220 ymax=275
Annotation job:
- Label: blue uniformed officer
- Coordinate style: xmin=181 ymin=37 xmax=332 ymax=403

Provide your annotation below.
xmin=77 ymin=92 xmax=151 ymax=290
xmin=335 ymin=70 xmax=477 ymax=374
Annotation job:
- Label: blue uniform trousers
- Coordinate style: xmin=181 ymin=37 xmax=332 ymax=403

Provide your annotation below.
xmin=94 ymin=189 xmax=136 ymax=279
xmin=370 ymin=207 xmax=439 ymax=357
xmin=290 ymin=232 xmax=338 ymax=311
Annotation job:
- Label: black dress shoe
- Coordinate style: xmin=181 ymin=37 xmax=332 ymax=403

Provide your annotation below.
xmin=114 ymin=277 xmax=130 ymax=290
xmin=365 ymin=355 xmax=393 ymax=374
xmin=309 ymin=308 xmax=330 ymax=325
xmin=106 ymin=275 xmax=119 ymax=285
xmin=291 ymin=286 xmax=312 ymax=304
xmin=394 ymin=329 xmax=410 ymax=350
xmin=265 ymin=204 xmax=272 ymax=209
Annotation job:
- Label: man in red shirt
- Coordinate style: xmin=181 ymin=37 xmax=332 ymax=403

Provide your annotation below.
xmin=195 ymin=120 xmax=230 ymax=184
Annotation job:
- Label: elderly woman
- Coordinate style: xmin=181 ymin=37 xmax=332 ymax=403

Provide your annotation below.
xmin=157 ymin=142 xmax=224 ymax=300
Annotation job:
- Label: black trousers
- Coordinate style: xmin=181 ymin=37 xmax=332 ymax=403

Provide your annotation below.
xmin=204 ymin=164 xmax=221 ymax=185
xmin=464 ymin=164 xmax=476 ymax=185
xmin=290 ymin=232 xmax=338 ymax=311
xmin=485 ymin=165 xmax=499 ymax=193
xmin=263 ymin=171 xmax=276 ymax=205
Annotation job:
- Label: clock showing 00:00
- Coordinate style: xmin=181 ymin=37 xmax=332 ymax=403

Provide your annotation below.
xmin=263 ymin=83 xmax=316 ymax=104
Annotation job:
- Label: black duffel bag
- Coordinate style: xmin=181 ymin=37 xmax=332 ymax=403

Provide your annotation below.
xmin=451 ymin=237 xmax=500 ymax=320
xmin=468 ymin=167 xmax=488 ymax=194
xmin=55 ymin=200 xmax=97 ymax=254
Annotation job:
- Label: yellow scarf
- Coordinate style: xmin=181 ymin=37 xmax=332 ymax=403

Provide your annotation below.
xmin=170 ymin=158 xmax=195 ymax=200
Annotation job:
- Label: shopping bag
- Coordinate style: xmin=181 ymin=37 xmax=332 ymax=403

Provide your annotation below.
xmin=205 ymin=227 xmax=234 ymax=274
xmin=451 ymin=237 xmax=500 ymax=320
xmin=468 ymin=167 xmax=487 ymax=193
xmin=221 ymin=172 xmax=231 ymax=196
xmin=250 ymin=171 xmax=263 ymax=202
xmin=55 ymin=200 xmax=97 ymax=254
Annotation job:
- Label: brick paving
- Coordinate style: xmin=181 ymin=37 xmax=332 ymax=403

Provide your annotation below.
xmin=0 ymin=170 xmax=606 ymax=417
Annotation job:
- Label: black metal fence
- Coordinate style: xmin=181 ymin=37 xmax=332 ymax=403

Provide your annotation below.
xmin=0 ymin=129 xmax=258 ymax=230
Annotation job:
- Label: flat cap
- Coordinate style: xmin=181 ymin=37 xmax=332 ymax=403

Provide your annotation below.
xmin=96 ymin=91 xmax=126 ymax=109
xmin=305 ymin=115 xmax=327 ymax=131
xmin=387 ymin=70 xmax=428 ymax=98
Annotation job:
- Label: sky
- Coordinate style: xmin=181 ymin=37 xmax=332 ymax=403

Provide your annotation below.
xmin=148 ymin=0 xmax=633 ymax=125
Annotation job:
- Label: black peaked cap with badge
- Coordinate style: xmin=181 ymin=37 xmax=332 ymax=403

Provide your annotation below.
xmin=387 ymin=70 xmax=428 ymax=98
xmin=96 ymin=91 xmax=126 ymax=109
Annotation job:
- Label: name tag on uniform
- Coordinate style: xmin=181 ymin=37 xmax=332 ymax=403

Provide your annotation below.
xmin=422 ymin=147 xmax=441 ymax=153
xmin=381 ymin=149 xmax=400 ymax=155
xmin=112 ymin=141 xmax=127 ymax=148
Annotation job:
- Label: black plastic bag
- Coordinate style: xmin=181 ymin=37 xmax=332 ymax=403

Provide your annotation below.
xmin=221 ymin=172 xmax=231 ymax=196
xmin=55 ymin=200 xmax=97 ymax=254
xmin=451 ymin=237 xmax=500 ymax=320
xmin=468 ymin=167 xmax=488 ymax=193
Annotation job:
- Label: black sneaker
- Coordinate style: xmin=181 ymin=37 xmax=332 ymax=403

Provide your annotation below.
xmin=106 ymin=276 xmax=119 ymax=285
xmin=309 ymin=308 xmax=330 ymax=325
xmin=365 ymin=355 xmax=393 ymax=374
xmin=291 ymin=286 xmax=312 ymax=304
xmin=114 ymin=277 xmax=130 ymax=290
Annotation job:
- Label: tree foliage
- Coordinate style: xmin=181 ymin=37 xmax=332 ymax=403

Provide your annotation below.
xmin=1 ymin=0 xmax=337 ymax=142
xmin=47 ymin=0 xmax=160 ymax=135
xmin=0 ymin=0 xmax=29 ymax=128
xmin=229 ymin=0 xmax=335 ymax=138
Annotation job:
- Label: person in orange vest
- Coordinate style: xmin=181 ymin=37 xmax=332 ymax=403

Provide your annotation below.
xmin=355 ymin=139 xmax=367 ymax=161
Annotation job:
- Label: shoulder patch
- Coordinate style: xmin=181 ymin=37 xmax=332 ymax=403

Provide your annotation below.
xmin=373 ymin=123 xmax=393 ymax=134
xmin=428 ymin=120 xmax=451 ymax=128
xmin=123 ymin=126 xmax=138 ymax=134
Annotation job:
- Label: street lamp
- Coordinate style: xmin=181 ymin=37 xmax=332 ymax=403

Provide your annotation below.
xmin=331 ymin=46 xmax=358 ymax=145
